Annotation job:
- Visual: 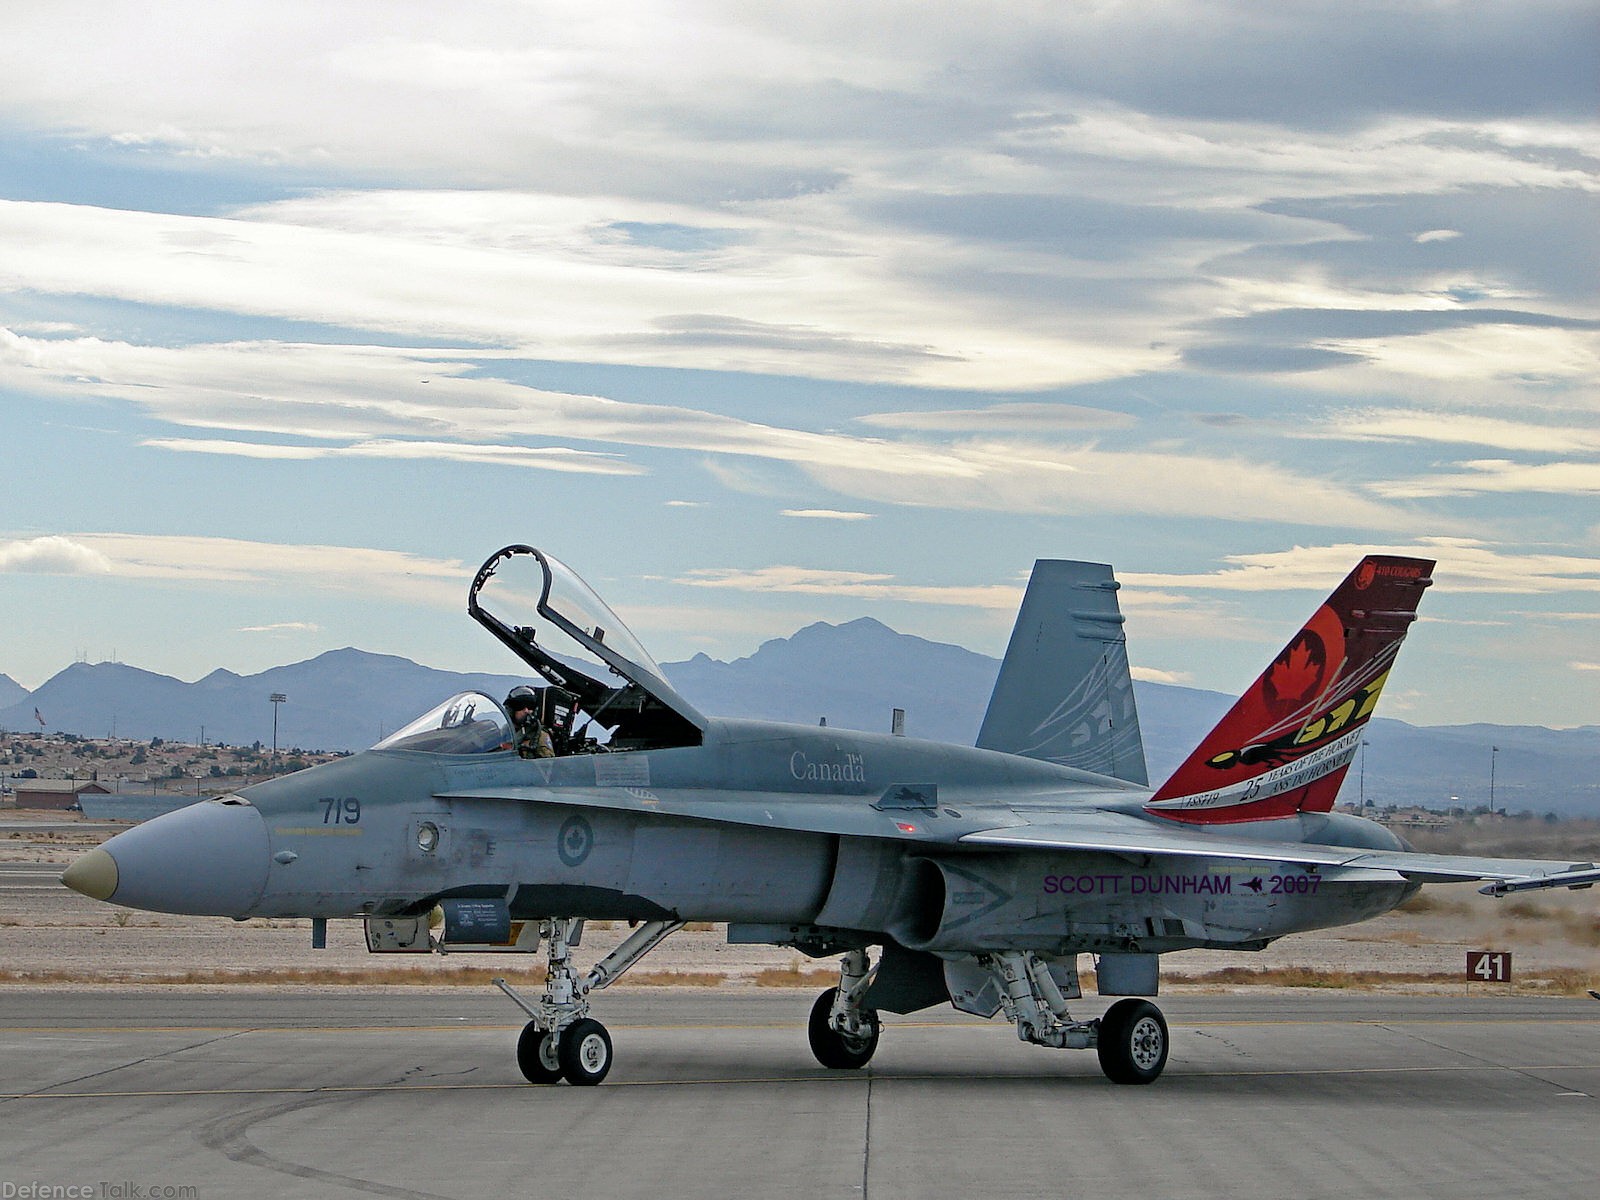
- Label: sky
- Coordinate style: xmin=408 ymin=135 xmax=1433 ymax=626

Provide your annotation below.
xmin=0 ymin=1 xmax=1596 ymax=729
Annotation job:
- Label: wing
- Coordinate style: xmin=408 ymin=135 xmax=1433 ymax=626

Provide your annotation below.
xmin=439 ymin=785 xmax=1599 ymax=897
xmin=961 ymin=813 xmax=1600 ymax=896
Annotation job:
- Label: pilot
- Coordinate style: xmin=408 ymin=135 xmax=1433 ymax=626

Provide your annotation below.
xmin=505 ymin=686 xmax=555 ymax=759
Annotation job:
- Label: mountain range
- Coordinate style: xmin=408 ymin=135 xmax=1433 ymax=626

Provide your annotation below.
xmin=3 ymin=618 xmax=1595 ymax=817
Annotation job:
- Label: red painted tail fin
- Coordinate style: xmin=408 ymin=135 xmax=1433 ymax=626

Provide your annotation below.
xmin=1146 ymin=556 xmax=1434 ymax=824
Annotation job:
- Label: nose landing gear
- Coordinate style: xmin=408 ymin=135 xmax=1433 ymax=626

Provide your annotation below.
xmin=496 ymin=916 xmax=681 ymax=1086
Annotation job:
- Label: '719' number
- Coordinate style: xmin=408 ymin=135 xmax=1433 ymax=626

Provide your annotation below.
xmin=321 ymin=797 xmax=361 ymax=825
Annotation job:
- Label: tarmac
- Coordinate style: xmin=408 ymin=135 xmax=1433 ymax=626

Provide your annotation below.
xmin=1 ymin=989 xmax=1596 ymax=1199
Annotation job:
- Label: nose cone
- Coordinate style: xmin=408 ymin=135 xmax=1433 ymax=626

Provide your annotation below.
xmin=62 ymin=797 xmax=271 ymax=917
xmin=61 ymin=848 xmax=119 ymax=901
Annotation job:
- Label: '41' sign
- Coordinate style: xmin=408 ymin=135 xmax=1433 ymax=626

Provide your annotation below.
xmin=1467 ymin=950 xmax=1512 ymax=983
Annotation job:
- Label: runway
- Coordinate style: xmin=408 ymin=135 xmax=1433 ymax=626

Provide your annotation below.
xmin=1 ymin=990 xmax=1595 ymax=1200
xmin=0 ymin=863 xmax=68 ymax=893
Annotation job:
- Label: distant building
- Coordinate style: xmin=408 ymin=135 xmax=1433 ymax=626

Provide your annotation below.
xmin=1377 ymin=807 xmax=1454 ymax=831
xmin=76 ymin=793 xmax=202 ymax=822
xmin=12 ymin=779 xmax=111 ymax=810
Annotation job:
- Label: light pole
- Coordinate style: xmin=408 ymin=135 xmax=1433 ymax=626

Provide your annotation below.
xmin=1489 ymin=745 xmax=1499 ymax=816
xmin=270 ymin=693 xmax=287 ymax=759
xmin=1359 ymin=739 xmax=1370 ymax=809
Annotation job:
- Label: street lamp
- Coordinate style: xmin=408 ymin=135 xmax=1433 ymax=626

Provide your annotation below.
xmin=270 ymin=693 xmax=287 ymax=758
xmin=1359 ymin=739 xmax=1371 ymax=809
xmin=1489 ymin=745 xmax=1500 ymax=816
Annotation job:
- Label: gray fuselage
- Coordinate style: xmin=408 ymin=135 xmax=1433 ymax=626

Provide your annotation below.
xmin=98 ymin=715 xmax=1417 ymax=959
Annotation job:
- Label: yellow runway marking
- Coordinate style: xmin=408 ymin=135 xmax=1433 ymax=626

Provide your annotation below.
xmin=5 ymin=1015 xmax=1596 ymax=1035
xmin=3 ymin=1061 xmax=1597 ymax=1102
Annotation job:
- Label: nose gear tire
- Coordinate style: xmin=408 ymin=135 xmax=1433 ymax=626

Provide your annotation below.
xmin=558 ymin=1018 xmax=614 ymax=1085
xmin=517 ymin=1022 xmax=564 ymax=1084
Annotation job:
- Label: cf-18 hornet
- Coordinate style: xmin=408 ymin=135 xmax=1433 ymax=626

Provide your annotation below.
xmin=62 ymin=546 xmax=1600 ymax=1085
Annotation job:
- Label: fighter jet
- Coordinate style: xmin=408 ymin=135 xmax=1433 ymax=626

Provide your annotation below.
xmin=62 ymin=545 xmax=1600 ymax=1086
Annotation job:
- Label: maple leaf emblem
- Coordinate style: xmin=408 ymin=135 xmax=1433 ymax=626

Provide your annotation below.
xmin=1264 ymin=633 xmax=1324 ymax=708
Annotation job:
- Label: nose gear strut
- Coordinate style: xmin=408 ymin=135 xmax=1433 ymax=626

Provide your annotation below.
xmin=495 ymin=916 xmax=684 ymax=1085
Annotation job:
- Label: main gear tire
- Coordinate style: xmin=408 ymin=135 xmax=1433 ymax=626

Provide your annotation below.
xmin=1096 ymin=998 xmax=1168 ymax=1085
xmin=807 ymin=987 xmax=880 ymax=1070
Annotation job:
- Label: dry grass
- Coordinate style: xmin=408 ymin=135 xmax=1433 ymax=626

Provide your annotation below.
xmin=751 ymin=962 xmax=836 ymax=988
xmin=2 ymin=961 xmax=1592 ymax=994
xmin=1178 ymin=964 xmax=1596 ymax=995
xmin=0 ymin=965 xmax=739 ymax=989
xmin=0 ymin=966 xmax=541 ymax=987
xmin=626 ymin=970 xmax=726 ymax=987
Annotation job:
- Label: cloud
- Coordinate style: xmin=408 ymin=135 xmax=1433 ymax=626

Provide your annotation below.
xmin=1130 ymin=665 xmax=1192 ymax=685
xmin=0 ymin=535 xmax=113 ymax=574
xmin=0 ymin=4 xmax=1591 ymax=730
xmin=1 ymin=331 xmax=1419 ymax=529
xmin=238 ymin=621 xmax=322 ymax=634
xmin=1571 ymin=661 xmax=1600 ymax=672
xmin=1311 ymin=409 xmax=1600 ymax=455
xmin=12 ymin=532 xmax=471 ymax=608
xmin=780 ymin=509 xmax=872 ymax=521
xmin=1376 ymin=460 xmax=1600 ymax=499
xmin=808 ymin=439 xmax=1418 ymax=530
xmin=858 ymin=402 xmax=1135 ymax=433
xmin=144 ymin=437 xmax=646 ymax=475
xmin=1122 ymin=539 xmax=1600 ymax=596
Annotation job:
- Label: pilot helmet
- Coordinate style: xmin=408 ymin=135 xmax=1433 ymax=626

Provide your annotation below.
xmin=505 ymin=685 xmax=539 ymax=714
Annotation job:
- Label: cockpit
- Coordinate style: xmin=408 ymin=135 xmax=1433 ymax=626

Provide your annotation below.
xmin=373 ymin=692 xmax=513 ymax=754
xmin=374 ymin=545 xmax=706 ymax=757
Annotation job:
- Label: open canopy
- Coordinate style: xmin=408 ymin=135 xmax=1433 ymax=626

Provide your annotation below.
xmin=467 ymin=544 xmax=705 ymax=751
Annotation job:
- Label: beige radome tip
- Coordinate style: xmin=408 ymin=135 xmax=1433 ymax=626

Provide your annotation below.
xmin=61 ymin=848 xmax=119 ymax=901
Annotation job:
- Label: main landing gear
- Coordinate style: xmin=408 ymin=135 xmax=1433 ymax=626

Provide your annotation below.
xmin=802 ymin=946 xmax=1169 ymax=1084
xmin=496 ymin=916 xmax=682 ymax=1086
xmin=807 ymin=948 xmax=881 ymax=1070
xmin=988 ymin=950 xmax=1168 ymax=1084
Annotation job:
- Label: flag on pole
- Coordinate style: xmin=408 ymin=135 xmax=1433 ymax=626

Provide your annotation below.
xmin=33 ymin=707 xmax=46 ymax=728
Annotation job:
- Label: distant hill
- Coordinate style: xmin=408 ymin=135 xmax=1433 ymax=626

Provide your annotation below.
xmin=3 ymin=626 xmax=1595 ymax=817
xmin=1 ymin=650 xmax=527 ymax=753
xmin=664 ymin=617 xmax=999 ymax=745
xmin=0 ymin=674 xmax=27 ymax=710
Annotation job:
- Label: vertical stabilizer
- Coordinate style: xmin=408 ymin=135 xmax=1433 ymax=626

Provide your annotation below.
xmin=1146 ymin=555 xmax=1434 ymax=824
xmin=977 ymin=560 xmax=1147 ymax=785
